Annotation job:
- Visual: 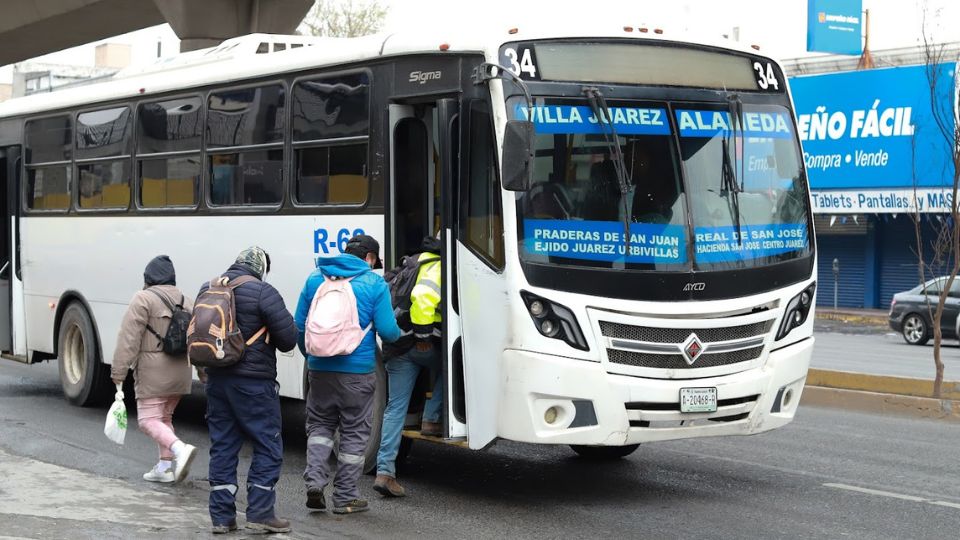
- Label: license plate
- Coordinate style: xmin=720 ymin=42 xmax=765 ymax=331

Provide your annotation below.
xmin=680 ymin=387 xmax=718 ymax=413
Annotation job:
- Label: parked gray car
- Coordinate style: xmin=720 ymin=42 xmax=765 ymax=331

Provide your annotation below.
xmin=888 ymin=277 xmax=960 ymax=345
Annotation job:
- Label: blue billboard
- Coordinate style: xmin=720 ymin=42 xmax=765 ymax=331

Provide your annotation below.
xmin=807 ymin=0 xmax=863 ymax=55
xmin=790 ymin=64 xmax=957 ymax=191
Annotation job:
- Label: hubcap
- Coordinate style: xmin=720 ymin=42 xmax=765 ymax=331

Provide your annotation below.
xmin=63 ymin=324 xmax=86 ymax=385
xmin=904 ymin=317 xmax=923 ymax=342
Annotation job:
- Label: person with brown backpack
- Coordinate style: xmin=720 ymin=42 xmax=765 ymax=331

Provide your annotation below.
xmin=111 ymin=255 xmax=197 ymax=484
xmin=189 ymin=246 xmax=297 ymax=535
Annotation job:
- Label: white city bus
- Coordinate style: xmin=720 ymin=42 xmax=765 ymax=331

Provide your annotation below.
xmin=0 ymin=25 xmax=816 ymax=465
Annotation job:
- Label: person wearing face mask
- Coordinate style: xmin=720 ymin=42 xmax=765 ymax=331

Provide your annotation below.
xmin=295 ymin=234 xmax=401 ymax=515
xmin=199 ymin=246 xmax=298 ymax=535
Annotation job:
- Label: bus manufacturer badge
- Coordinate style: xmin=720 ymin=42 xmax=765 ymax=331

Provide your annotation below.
xmin=681 ymin=334 xmax=705 ymax=365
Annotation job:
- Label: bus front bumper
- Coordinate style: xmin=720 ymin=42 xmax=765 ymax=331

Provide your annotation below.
xmin=497 ymin=337 xmax=814 ymax=446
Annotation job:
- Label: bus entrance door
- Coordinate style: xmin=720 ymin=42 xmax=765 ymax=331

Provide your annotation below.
xmin=388 ymin=97 xmax=468 ymax=441
xmin=0 ymin=146 xmax=17 ymax=355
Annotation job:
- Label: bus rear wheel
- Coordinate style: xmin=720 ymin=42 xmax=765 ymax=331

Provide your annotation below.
xmin=362 ymin=354 xmax=388 ymax=475
xmin=58 ymin=303 xmax=109 ymax=406
xmin=569 ymin=444 xmax=640 ymax=460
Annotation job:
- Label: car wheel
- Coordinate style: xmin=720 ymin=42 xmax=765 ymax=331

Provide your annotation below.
xmin=902 ymin=314 xmax=929 ymax=345
xmin=570 ymin=444 xmax=640 ymax=460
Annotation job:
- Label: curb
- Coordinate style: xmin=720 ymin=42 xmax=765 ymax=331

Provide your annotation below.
xmin=815 ymin=312 xmax=888 ymax=326
xmin=807 ymin=368 xmax=960 ymax=400
xmin=801 ymin=386 xmax=960 ymax=422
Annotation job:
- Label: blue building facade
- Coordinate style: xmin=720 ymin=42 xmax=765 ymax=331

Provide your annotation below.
xmin=790 ymin=62 xmax=958 ymax=308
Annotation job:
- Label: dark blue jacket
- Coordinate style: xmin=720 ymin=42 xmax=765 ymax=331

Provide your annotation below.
xmin=199 ymin=264 xmax=297 ymax=380
xmin=295 ymin=254 xmax=401 ymax=374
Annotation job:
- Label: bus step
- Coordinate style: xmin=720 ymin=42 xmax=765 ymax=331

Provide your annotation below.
xmin=1 ymin=353 xmax=29 ymax=364
xmin=401 ymin=429 xmax=468 ymax=447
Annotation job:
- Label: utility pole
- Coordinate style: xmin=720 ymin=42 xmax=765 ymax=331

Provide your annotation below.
xmin=857 ymin=8 xmax=874 ymax=69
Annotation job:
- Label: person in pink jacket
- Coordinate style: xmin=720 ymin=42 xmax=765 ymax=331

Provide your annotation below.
xmin=112 ymin=255 xmax=198 ymax=484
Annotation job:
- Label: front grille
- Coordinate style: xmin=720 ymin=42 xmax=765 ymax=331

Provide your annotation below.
xmin=600 ymin=320 xmax=774 ymax=343
xmin=606 ymin=346 xmax=763 ymax=369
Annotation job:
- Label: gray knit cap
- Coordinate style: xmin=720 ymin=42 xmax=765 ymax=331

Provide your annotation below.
xmin=235 ymin=246 xmax=270 ymax=279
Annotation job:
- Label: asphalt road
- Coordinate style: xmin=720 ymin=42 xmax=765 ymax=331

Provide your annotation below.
xmin=811 ymin=331 xmax=960 ymax=379
xmin=2 ymin=360 xmax=959 ymax=539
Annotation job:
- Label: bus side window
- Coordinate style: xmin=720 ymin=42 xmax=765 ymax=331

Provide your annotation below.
xmin=76 ymin=106 xmax=133 ymax=210
xmin=24 ymin=115 xmax=73 ymax=212
xmin=291 ymin=71 xmax=371 ymax=208
xmin=136 ymin=97 xmax=202 ymax=209
xmin=462 ymin=100 xmax=504 ymax=270
xmin=206 ymin=84 xmax=286 ymax=207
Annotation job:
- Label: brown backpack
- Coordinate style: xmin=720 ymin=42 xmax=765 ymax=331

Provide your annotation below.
xmin=187 ymin=275 xmax=267 ymax=368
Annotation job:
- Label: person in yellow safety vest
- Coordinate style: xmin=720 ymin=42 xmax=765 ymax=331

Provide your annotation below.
xmin=374 ymin=235 xmax=443 ymax=498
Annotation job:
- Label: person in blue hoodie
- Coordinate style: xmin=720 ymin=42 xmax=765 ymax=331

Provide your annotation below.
xmin=296 ymin=234 xmax=401 ymax=515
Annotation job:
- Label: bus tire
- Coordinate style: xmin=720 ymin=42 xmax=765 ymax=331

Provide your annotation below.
xmin=363 ymin=354 xmax=387 ymax=475
xmin=569 ymin=444 xmax=640 ymax=460
xmin=57 ymin=302 xmax=110 ymax=407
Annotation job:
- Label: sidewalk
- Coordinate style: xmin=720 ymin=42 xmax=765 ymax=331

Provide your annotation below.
xmin=0 ymin=448 xmax=211 ymax=539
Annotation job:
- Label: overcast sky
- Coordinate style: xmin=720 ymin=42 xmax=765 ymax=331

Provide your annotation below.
xmin=2 ymin=0 xmax=958 ymax=85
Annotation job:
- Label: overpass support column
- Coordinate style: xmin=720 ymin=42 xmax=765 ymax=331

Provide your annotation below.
xmin=154 ymin=0 xmax=313 ymax=52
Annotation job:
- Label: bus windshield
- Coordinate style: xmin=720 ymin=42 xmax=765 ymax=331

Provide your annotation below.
xmin=514 ymin=99 xmax=811 ymax=272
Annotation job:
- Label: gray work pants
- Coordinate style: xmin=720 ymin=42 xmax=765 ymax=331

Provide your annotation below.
xmin=304 ymin=370 xmax=376 ymax=506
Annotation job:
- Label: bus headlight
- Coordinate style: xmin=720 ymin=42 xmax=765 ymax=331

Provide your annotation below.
xmin=520 ymin=291 xmax=589 ymax=351
xmin=775 ymin=282 xmax=816 ymax=341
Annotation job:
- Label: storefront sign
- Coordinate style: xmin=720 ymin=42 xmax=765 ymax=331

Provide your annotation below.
xmin=807 ymin=0 xmax=862 ymax=55
xmin=810 ymin=188 xmax=958 ymax=213
xmin=791 ymin=64 xmax=957 ymax=191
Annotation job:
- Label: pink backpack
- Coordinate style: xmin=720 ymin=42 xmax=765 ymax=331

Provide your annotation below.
xmin=304 ymin=276 xmax=371 ymax=357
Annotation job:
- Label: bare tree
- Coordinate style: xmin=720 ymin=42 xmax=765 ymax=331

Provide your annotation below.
xmin=911 ymin=11 xmax=960 ymax=398
xmin=299 ymin=0 xmax=388 ymax=38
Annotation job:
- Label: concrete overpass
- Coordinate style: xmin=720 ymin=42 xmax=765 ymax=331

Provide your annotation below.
xmin=0 ymin=0 xmax=313 ymax=66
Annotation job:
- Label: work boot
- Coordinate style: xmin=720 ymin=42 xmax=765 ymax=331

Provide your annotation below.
xmin=211 ymin=521 xmax=238 ymax=534
xmin=246 ymin=517 xmax=291 ymax=533
xmin=420 ymin=420 xmax=442 ymax=437
xmin=306 ymin=487 xmax=326 ymax=510
xmin=332 ymin=499 xmax=370 ymax=514
xmin=373 ymin=475 xmax=406 ymax=498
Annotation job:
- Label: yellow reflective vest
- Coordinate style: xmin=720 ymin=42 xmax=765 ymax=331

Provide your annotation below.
xmin=410 ymin=252 xmax=442 ymax=339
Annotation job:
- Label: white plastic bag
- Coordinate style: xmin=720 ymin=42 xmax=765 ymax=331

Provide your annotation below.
xmin=104 ymin=384 xmax=127 ymax=445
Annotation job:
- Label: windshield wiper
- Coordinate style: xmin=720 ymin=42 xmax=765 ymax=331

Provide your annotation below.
xmin=583 ymin=86 xmax=632 ymax=261
xmin=722 ymin=93 xmax=745 ymax=246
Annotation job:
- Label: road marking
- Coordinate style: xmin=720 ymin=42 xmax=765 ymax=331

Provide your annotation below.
xmin=824 ymin=483 xmax=960 ymax=510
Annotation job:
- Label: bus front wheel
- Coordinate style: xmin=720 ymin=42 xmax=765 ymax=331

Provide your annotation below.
xmin=58 ymin=303 xmax=110 ymax=406
xmin=570 ymin=444 xmax=640 ymax=460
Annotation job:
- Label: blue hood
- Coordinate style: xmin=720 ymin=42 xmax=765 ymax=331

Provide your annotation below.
xmin=316 ymin=254 xmax=370 ymax=278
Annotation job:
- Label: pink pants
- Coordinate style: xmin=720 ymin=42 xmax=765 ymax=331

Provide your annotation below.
xmin=137 ymin=396 xmax=181 ymax=460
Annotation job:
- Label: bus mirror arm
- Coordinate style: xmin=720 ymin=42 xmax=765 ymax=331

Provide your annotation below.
xmin=473 ymin=63 xmax=537 ymax=192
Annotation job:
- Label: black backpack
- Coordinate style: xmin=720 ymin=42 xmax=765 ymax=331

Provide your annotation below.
xmin=145 ymin=288 xmax=191 ymax=356
xmin=383 ymin=254 xmax=440 ymax=353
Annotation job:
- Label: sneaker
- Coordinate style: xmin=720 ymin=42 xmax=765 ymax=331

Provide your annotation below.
xmin=420 ymin=421 xmax=443 ymax=437
xmin=373 ymin=475 xmax=406 ymax=498
xmin=211 ymin=521 xmax=238 ymax=534
xmin=142 ymin=465 xmax=174 ymax=483
xmin=306 ymin=487 xmax=326 ymax=510
xmin=246 ymin=517 xmax=291 ymax=533
xmin=172 ymin=444 xmax=197 ymax=483
xmin=332 ymin=499 xmax=370 ymax=514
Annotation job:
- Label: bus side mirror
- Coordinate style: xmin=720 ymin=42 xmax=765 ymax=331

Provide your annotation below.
xmin=501 ymin=120 xmax=535 ymax=192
